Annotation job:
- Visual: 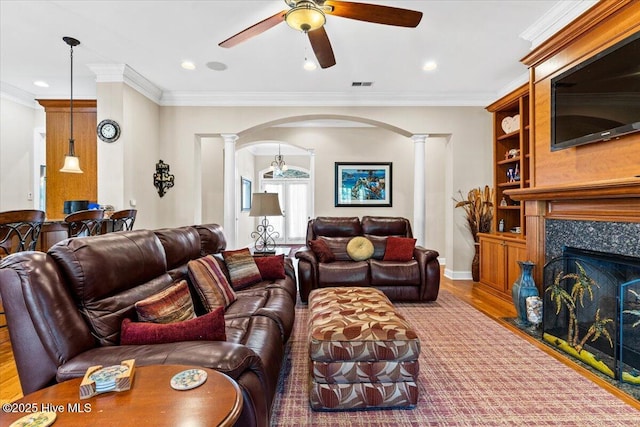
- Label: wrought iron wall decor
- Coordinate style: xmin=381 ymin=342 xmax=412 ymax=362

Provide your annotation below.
xmin=153 ymin=160 xmax=175 ymax=197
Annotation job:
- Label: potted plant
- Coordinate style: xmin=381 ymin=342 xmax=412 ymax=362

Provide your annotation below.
xmin=454 ymin=185 xmax=494 ymax=281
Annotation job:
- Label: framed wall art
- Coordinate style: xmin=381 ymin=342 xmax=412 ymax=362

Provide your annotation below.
xmin=241 ymin=177 xmax=252 ymax=211
xmin=335 ymin=162 xmax=392 ymax=207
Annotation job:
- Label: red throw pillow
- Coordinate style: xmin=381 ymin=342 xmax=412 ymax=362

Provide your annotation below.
xmin=383 ymin=237 xmax=416 ymax=262
xmin=254 ymin=254 xmax=286 ymax=280
xmin=120 ymin=307 xmax=226 ymax=345
xmin=309 ymin=239 xmax=336 ymax=263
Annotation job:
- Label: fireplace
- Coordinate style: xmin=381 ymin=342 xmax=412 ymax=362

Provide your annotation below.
xmin=542 ymin=243 xmax=640 ymax=385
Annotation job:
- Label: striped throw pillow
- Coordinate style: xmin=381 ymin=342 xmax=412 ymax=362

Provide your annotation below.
xmin=222 ymin=248 xmax=263 ymax=290
xmin=188 ymin=255 xmax=237 ymax=311
xmin=134 ymin=280 xmax=196 ymax=323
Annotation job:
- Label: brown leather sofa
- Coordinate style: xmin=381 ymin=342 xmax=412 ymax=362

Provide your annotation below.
xmin=0 ymin=224 xmax=295 ymax=427
xmin=296 ymin=216 xmax=440 ymax=303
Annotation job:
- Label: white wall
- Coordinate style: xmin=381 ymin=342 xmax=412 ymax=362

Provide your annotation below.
xmin=0 ymin=97 xmax=44 ymax=210
xmin=96 ymin=82 xmax=160 ymax=229
xmin=157 ymin=105 xmax=492 ymax=274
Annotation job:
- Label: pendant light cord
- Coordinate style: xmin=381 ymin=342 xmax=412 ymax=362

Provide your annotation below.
xmin=69 ymin=42 xmax=75 ymax=156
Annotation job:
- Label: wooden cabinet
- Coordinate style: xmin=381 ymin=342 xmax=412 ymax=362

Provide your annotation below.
xmin=478 ymin=233 xmax=527 ymax=300
xmin=478 ymin=85 xmax=531 ymax=301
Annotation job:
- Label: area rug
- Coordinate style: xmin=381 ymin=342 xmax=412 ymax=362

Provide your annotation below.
xmin=270 ymin=289 xmax=639 ymax=426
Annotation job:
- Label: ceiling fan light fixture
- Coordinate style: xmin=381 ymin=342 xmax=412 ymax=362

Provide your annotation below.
xmin=285 ymin=1 xmax=325 ymax=33
xmin=303 ymin=58 xmax=317 ymax=71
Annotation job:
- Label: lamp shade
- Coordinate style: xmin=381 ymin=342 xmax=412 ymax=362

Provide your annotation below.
xmin=285 ymin=2 xmax=325 ymax=32
xmin=59 ymin=155 xmax=83 ymax=173
xmin=249 ymin=193 xmax=282 ymax=217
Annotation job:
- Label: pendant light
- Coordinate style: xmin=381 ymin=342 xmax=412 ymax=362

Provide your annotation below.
xmin=60 ymin=36 xmax=83 ymax=173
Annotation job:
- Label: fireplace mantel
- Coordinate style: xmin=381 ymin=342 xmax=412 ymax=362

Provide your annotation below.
xmin=505 ymin=178 xmax=640 ymax=223
xmin=505 ymin=177 xmax=640 ymax=201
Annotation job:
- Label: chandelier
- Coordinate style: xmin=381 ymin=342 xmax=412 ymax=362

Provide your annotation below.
xmin=270 ymin=145 xmax=288 ymax=176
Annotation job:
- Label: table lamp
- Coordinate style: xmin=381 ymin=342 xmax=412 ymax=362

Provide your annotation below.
xmin=249 ymin=192 xmax=282 ymax=254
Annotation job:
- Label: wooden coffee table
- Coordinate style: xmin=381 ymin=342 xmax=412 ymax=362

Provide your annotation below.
xmin=1 ymin=365 xmax=242 ymax=426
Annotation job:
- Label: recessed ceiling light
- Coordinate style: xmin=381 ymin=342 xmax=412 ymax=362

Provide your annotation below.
xmin=206 ymin=61 xmax=228 ymax=71
xmin=33 ymin=80 xmax=49 ymax=88
xmin=423 ymin=61 xmax=438 ymax=71
xmin=181 ymin=61 xmax=196 ymax=70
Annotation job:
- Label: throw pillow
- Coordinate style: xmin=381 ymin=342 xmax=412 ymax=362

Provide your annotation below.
xmin=120 ymin=306 xmax=226 ymax=345
xmin=188 ymin=255 xmax=237 ymax=311
xmin=222 ymin=248 xmax=263 ymax=290
xmin=383 ymin=236 xmax=417 ymax=262
xmin=254 ymin=254 xmax=286 ymax=280
xmin=309 ymin=239 xmax=336 ymax=263
xmin=134 ymin=280 xmax=196 ymax=323
xmin=346 ymin=236 xmax=375 ymax=261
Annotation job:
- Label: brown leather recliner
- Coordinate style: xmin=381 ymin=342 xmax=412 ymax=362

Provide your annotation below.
xmin=295 ymin=216 xmax=440 ymax=303
xmin=0 ymin=224 xmax=296 ymax=427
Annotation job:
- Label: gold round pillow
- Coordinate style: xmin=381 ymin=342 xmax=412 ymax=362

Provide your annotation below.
xmin=346 ymin=236 xmax=374 ymax=261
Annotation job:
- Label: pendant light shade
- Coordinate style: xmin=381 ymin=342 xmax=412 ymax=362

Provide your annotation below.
xmin=60 ymin=36 xmax=83 ymax=174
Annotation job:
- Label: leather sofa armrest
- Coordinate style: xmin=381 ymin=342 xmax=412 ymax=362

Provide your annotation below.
xmin=56 ymin=341 xmax=266 ymax=383
xmin=413 ymin=246 xmax=441 ymax=301
xmin=295 ymin=247 xmax=318 ymax=303
xmin=295 ymin=247 xmax=317 ymax=264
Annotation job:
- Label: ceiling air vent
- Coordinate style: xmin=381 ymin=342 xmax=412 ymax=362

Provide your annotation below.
xmin=351 ymin=82 xmax=373 ymax=87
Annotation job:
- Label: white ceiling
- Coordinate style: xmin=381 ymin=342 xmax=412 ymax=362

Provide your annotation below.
xmin=0 ymin=1 xmax=596 ymax=107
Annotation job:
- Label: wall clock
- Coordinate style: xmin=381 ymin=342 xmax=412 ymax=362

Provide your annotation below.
xmin=97 ymin=119 xmax=121 ymax=143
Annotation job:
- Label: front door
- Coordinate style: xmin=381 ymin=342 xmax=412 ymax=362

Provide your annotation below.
xmin=260 ymin=168 xmax=310 ymax=244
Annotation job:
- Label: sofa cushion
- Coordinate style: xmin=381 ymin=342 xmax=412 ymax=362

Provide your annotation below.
xmin=370 ymin=259 xmax=421 ymax=286
xmin=364 ymin=235 xmax=388 ymax=260
xmin=254 ymin=254 xmax=286 ymax=280
xmin=120 ymin=307 xmax=225 ymax=345
xmin=222 ymin=248 xmax=263 ymax=290
xmin=383 ymin=237 xmax=416 ymax=262
xmin=361 ymin=216 xmax=412 ymax=237
xmin=346 ymin=237 xmax=374 ymax=261
xmin=319 ymin=237 xmax=352 ymax=261
xmin=309 ymin=239 xmax=336 ymax=263
xmin=48 ymin=230 xmax=173 ymax=346
xmin=188 ymin=255 xmax=237 ymax=311
xmin=134 ymin=280 xmax=196 ymax=323
xmin=318 ymin=261 xmax=369 ymax=286
xmin=311 ymin=216 xmax=362 ymax=238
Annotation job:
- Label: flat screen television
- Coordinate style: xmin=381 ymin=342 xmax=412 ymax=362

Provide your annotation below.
xmin=551 ymin=30 xmax=640 ymax=151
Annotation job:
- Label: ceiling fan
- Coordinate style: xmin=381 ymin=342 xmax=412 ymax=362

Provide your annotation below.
xmin=219 ymin=0 xmax=423 ymax=69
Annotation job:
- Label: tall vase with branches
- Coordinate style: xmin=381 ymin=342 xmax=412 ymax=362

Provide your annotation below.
xmin=454 ymin=185 xmax=494 ymax=281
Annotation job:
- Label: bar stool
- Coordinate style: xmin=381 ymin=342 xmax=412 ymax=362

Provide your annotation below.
xmin=109 ymin=209 xmax=137 ymax=232
xmin=64 ymin=209 xmax=105 ymax=238
xmin=0 ymin=209 xmax=45 ymax=328
xmin=0 ymin=209 xmax=46 ymax=258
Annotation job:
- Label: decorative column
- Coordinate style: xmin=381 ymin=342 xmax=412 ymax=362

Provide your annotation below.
xmin=308 ymin=149 xmax=316 ymax=219
xmin=222 ymin=134 xmax=238 ymax=249
xmin=412 ymin=134 xmax=428 ymax=247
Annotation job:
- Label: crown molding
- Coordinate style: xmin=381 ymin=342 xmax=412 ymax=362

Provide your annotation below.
xmin=520 ymin=0 xmax=598 ymax=49
xmin=0 ymin=82 xmax=40 ymax=108
xmin=87 ymin=64 xmax=162 ymax=104
xmin=158 ymin=90 xmax=494 ymax=107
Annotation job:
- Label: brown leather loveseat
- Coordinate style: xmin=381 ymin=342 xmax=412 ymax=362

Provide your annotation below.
xmin=0 ymin=224 xmax=295 ymax=427
xmin=295 ymin=216 xmax=440 ymax=303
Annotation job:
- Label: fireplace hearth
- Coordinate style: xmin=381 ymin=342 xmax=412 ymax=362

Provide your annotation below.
xmin=542 ymin=246 xmax=640 ymax=385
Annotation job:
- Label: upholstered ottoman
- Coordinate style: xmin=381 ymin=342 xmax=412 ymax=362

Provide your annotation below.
xmin=308 ymin=287 xmax=420 ymax=411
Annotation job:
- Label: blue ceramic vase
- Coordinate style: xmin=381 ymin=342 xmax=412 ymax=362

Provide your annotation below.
xmin=511 ymin=261 xmax=538 ymax=326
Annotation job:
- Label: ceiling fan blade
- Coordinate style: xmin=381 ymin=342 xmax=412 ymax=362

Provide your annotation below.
xmin=308 ymin=27 xmax=336 ymax=69
xmin=323 ymin=1 xmax=422 ymax=27
xmin=219 ymin=10 xmax=287 ymax=48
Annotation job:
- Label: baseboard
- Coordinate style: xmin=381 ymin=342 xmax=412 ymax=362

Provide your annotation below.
xmin=444 ymin=268 xmax=472 ymax=280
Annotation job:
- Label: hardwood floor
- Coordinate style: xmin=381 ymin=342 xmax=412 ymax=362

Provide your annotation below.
xmin=1 ymin=273 xmax=638 ymax=410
